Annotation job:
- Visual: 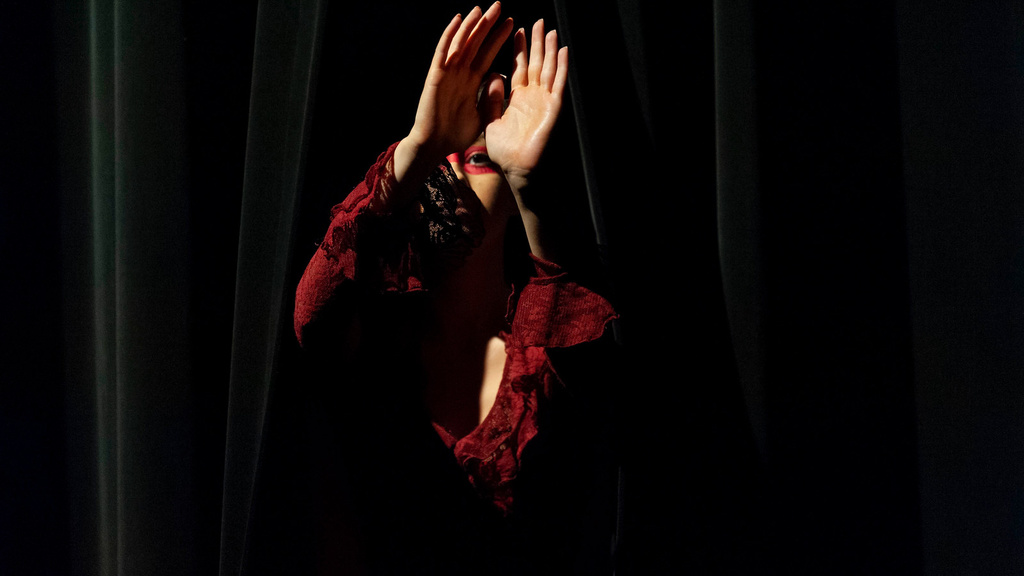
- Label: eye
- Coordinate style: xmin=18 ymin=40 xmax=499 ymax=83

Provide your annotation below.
xmin=461 ymin=145 xmax=498 ymax=175
xmin=465 ymin=151 xmax=493 ymax=166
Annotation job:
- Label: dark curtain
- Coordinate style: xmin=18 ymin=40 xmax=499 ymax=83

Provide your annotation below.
xmin=3 ymin=0 xmax=1022 ymax=575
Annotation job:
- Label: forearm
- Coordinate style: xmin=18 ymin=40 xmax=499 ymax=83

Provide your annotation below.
xmin=386 ymin=135 xmax=446 ymax=209
xmin=510 ymin=176 xmax=563 ymax=265
xmin=295 ymin=142 xmax=433 ymax=348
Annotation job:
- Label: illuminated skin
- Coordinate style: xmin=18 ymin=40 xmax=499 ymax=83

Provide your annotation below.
xmin=387 ymin=3 xmax=568 ymax=437
xmin=392 ymin=4 xmax=568 ymax=262
xmin=446 ymin=136 xmax=518 ymax=228
xmin=448 ymin=144 xmax=496 ymax=176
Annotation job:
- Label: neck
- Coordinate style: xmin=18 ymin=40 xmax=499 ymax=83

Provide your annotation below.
xmin=432 ymin=214 xmax=511 ymax=336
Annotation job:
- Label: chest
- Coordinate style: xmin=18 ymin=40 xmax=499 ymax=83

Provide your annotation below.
xmin=478 ymin=335 xmax=507 ymax=424
xmin=420 ymin=331 xmax=509 ymax=439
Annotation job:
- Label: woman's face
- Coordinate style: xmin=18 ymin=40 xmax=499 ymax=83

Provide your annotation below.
xmin=447 ymin=135 xmax=516 ymax=219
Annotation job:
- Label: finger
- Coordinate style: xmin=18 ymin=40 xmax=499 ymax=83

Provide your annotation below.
xmin=528 ymin=19 xmax=545 ymax=85
xmin=447 ymin=5 xmax=483 ymax=64
xmin=432 ymin=13 xmax=463 ymax=69
xmin=472 ymin=17 xmax=514 ymax=72
xmin=552 ymin=46 xmax=569 ymax=99
xmin=509 ymin=27 xmax=528 ymax=89
xmin=462 ymin=2 xmax=503 ymax=66
xmin=540 ymin=29 xmax=558 ymax=90
xmin=480 ymin=73 xmax=506 ymax=124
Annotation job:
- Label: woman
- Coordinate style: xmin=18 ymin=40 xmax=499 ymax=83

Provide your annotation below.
xmin=295 ymin=3 xmax=616 ymax=572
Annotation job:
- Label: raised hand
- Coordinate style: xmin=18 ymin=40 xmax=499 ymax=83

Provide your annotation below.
xmin=387 ymin=4 xmax=512 ymax=207
xmin=407 ymin=3 xmax=514 ymax=160
xmin=482 ymin=19 xmax=568 ymax=192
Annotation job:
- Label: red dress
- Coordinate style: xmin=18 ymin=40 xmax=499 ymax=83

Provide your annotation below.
xmin=294 ymin=142 xmax=617 ymax=515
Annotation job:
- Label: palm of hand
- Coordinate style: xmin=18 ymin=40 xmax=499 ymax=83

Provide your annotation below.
xmin=415 ymin=69 xmax=487 ymax=156
xmin=408 ymin=6 xmax=514 ymax=158
xmin=486 ymin=84 xmax=561 ymax=179
xmin=483 ymin=21 xmax=568 ymax=188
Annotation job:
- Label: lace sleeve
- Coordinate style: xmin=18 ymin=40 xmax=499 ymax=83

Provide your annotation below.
xmin=294 ymin=143 xmax=485 ymax=348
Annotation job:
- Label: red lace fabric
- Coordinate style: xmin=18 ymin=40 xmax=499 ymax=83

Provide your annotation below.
xmin=294 ymin=142 xmax=617 ymax=514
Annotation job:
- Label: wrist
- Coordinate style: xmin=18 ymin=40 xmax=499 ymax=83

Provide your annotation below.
xmin=386 ymin=135 xmax=446 ymax=209
xmin=394 ymin=135 xmax=446 ymax=180
xmin=397 ymin=133 xmax=444 ymax=167
xmin=503 ymin=167 xmax=531 ymax=196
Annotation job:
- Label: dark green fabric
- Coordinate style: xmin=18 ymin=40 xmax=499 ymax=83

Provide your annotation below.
xmin=50 ymin=0 xmax=254 ymax=574
xmin=80 ymin=0 xmax=196 ymax=573
xmin=219 ymin=1 xmax=328 ymax=575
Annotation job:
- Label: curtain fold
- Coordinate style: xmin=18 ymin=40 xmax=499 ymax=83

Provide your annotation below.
xmin=52 ymin=1 xmax=254 ymax=574
xmin=87 ymin=0 xmax=118 ymax=572
xmin=63 ymin=0 xmax=198 ymax=573
xmin=714 ymin=0 xmax=765 ymax=459
xmin=218 ymin=1 xmax=328 ymax=574
xmin=548 ymin=1 xmax=763 ymax=573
